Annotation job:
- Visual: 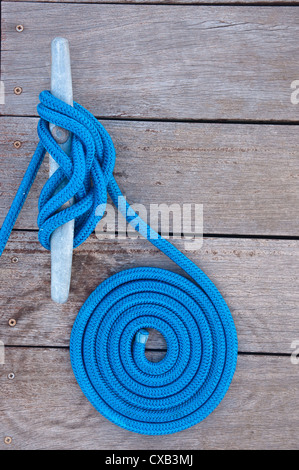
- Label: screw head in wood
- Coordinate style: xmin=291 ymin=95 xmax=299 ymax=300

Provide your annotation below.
xmin=16 ymin=25 xmax=24 ymax=33
xmin=14 ymin=86 xmax=22 ymax=95
xmin=11 ymin=257 xmax=19 ymax=264
xmin=8 ymin=373 xmax=15 ymax=380
xmin=4 ymin=437 xmax=12 ymax=445
xmin=8 ymin=319 xmax=17 ymax=328
xmin=13 ymin=141 xmax=22 ymax=149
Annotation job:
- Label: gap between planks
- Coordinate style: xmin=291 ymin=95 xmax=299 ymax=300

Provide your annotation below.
xmin=2 ymin=344 xmax=293 ymax=358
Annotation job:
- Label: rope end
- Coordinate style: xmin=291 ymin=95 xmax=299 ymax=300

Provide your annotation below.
xmin=135 ymin=329 xmax=149 ymax=345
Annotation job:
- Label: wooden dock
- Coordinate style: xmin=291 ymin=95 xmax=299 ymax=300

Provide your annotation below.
xmin=1 ymin=1 xmax=299 ymax=450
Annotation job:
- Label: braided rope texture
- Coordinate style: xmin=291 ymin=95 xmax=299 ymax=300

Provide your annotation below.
xmin=0 ymin=91 xmax=238 ymax=435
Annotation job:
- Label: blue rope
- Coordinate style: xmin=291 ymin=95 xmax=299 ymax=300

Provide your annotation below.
xmin=0 ymin=91 xmax=238 ymax=435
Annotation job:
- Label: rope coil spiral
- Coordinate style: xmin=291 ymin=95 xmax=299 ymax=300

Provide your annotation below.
xmin=0 ymin=91 xmax=238 ymax=435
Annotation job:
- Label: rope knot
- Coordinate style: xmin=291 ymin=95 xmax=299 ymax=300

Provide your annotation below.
xmin=36 ymin=90 xmax=116 ymax=250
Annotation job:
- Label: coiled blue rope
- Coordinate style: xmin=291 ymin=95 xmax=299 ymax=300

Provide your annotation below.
xmin=0 ymin=91 xmax=238 ymax=435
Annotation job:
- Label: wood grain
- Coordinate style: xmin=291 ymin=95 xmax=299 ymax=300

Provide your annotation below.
xmin=0 ymin=348 xmax=298 ymax=450
xmin=2 ymin=4 xmax=299 ymax=121
xmin=1 ymin=117 xmax=299 ymax=236
xmin=3 ymin=0 xmax=298 ymax=4
xmin=0 ymin=231 xmax=298 ymax=353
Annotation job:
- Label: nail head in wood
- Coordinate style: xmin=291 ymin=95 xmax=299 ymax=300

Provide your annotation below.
xmin=14 ymin=86 xmax=22 ymax=95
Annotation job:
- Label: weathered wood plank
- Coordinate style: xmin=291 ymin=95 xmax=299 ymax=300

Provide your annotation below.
xmin=0 ymin=348 xmax=298 ymax=450
xmin=2 ymin=4 xmax=299 ymax=121
xmin=0 ymin=231 xmax=298 ymax=354
xmin=1 ymin=117 xmax=299 ymax=236
xmin=4 ymin=0 xmax=299 ymax=4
